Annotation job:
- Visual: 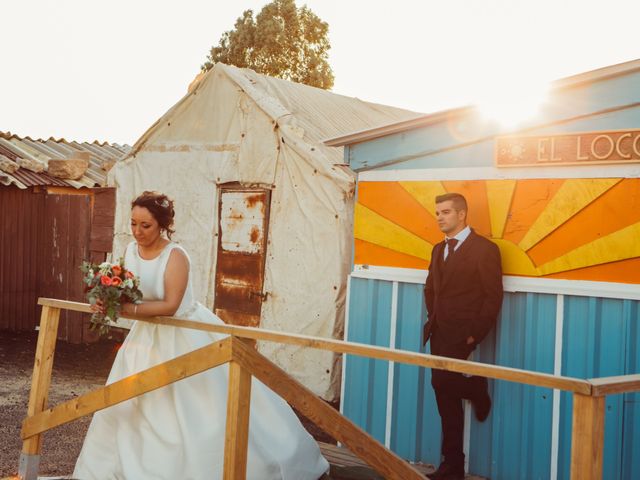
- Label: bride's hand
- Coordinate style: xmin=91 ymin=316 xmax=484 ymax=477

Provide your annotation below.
xmin=121 ymin=302 xmax=137 ymax=316
xmin=90 ymin=299 xmax=106 ymax=314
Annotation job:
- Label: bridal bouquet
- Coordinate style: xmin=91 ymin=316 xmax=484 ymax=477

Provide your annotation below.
xmin=80 ymin=259 xmax=143 ymax=335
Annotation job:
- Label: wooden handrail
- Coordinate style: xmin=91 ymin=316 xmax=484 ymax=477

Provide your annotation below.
xmin=38 ymin=298 xmax=592 ymax=395
xmin=21 ymin=338 xmax=232 ymax=439
xmin=39 ymin=298 xmax=93 ymax=313
xmin=589 ymin=373 xmax=640 ymax=396
xmin=20 ymin=310 xmax=424 ymax=480
xmin=26 ymin=297 xmax=640 ymax=480
xmin=231 ymin=336 xmax=425 ymax=479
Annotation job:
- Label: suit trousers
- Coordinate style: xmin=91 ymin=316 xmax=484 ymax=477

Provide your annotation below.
xmin=430 ymin=328 xmax=488 ymax=469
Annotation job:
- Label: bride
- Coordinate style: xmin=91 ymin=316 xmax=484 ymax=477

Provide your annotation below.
xmin=73 ymin=191 xmax=329 ymax=480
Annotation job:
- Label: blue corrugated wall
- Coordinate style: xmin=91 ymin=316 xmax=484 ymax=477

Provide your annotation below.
xmin=343 ymin=278 xmax=392 ymax=443
xmin=343 ymin=277 xmax=640 ymax=480
xmin=390 ymin=282 xmax=440 ymax=460
xmin=558 ymin=297 xmax=640 ymax=480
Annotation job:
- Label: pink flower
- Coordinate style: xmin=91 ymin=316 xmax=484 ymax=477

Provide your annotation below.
xmin=100 ymin=275 xmax=112 ymax=286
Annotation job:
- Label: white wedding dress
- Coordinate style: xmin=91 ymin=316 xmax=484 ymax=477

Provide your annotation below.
xmin=73 ymin=242 xmax=329 ymax=480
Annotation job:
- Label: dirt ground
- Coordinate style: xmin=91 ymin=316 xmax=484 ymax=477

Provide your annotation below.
xmin=0 ymin=329 xmax=336 ymax=478
xmin=0 ymin=330 xmax=117 ymax=477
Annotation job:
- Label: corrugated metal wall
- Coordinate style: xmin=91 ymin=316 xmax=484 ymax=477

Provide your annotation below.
xmin=0 ymin=186 xmax=115 ymax=342
xmin=342 ymin=276 xmax=640 ymax=480
xmin=557 ymin=296 xmax=640 ymax=480
xmin=0 ymin=186 xmax=45 ymax=333
xmin=342 ymin=279 xmax=392 ymax=443
xmin=41 ymin=191 xmax=91 ymax=343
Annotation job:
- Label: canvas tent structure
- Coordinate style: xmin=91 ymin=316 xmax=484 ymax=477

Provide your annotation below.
xmin=109 ymin=63 xmax=419 ymax=399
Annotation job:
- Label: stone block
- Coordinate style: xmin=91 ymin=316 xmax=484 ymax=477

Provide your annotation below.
xmin=48 ymin=156 xmax=90 ymax=180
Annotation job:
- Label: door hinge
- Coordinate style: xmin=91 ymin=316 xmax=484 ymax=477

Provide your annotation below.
xmin=249 ymin=290 xmax=268 ymax=301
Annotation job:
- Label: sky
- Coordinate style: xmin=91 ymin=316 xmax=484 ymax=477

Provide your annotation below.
xmin=2 ymin=0 xmax=639 ymax=145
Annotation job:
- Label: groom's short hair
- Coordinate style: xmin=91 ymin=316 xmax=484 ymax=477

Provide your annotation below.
xmin=435 ymin=193 xmax=468 ymax=213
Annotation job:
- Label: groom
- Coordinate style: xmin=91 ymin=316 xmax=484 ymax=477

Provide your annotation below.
xmin=423 ymin=193 xmax=503 ymax=480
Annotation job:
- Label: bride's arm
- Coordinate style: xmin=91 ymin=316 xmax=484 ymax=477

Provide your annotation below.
xmin=121 ymin=249 xmax=189 ymax=317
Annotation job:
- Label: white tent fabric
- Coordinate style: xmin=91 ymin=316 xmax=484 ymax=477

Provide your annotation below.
xmin=109 ymin=63 xmax=419 ymax=399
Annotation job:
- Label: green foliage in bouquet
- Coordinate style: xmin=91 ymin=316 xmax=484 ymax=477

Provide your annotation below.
xmin=80 ymin=259 xmax=143 ymax=336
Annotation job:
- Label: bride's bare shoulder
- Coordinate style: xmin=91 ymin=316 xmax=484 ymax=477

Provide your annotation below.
xmin=166 ymin=245 xmax=190 ymax=268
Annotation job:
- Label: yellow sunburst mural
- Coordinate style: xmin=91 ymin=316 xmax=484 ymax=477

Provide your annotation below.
xmin=355 ymin=178 xmax=640 ymax=284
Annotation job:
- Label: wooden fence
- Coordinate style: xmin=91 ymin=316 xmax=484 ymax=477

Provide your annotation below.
xmin=16 ymin=298 xmax=640 ymax=480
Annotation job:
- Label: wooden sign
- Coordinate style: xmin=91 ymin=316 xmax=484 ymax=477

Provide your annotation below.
xmin=496 ymin=129 xmax=640 ymax=167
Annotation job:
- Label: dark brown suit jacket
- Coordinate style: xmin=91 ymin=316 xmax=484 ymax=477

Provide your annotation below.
xmin=423 ymin=229 xmax=503 ymax=347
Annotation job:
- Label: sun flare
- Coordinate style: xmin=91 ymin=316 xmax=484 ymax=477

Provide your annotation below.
xmin=474 ymin=77 xmax=550 ymax=127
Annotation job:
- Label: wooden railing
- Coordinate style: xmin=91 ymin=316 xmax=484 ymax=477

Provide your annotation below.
xmin=17 ymin=298 xmax=640 ymax=480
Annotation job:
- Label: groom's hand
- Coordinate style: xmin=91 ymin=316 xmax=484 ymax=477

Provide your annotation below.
xmin=422 ymin=322 xmax=431 ymax=346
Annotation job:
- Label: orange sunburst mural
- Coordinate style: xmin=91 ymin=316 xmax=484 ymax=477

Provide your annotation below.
xmin=354 ymin=178 xmax=640 ymax=284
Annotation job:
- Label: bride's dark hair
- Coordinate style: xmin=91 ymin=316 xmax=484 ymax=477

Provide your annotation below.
xmin=131 ymin=191 xmax=176 ymax=239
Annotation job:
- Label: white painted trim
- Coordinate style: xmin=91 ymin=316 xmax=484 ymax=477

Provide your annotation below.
xmin=504 ymin=276 xmax=640 ymax=300
xmin=351 ymin=265 xmax=640 ymax=300
xmin=550 ymin=295 xmax=564 ymax=480
xmin=352 ymin=265 xmax=427 ymax=284
xmin=385 ymin=281 xmax=399 ymax=448
xmin=358 ymin=165 xmax=640 ymax=182
xmin=463 ymin=400 xmax=471 ymax=472
xmin=463 ymin=347 xmax=481 ymax=471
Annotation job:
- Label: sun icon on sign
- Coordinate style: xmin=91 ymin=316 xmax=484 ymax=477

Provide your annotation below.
xmin=499 ymin=142 xmax=526 ymax=162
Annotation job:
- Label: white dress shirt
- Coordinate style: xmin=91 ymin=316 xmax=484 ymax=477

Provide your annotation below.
xmin=444 ymin=225 xmax=471 ymax=260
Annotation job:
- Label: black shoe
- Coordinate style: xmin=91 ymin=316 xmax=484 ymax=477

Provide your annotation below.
xmin=429 ymin=463 xmax=465 ymax=480
xmin=472 ymin=377 xmax=491 ymax=422
xmin=473 ymin=390 xmax=492 ymax=422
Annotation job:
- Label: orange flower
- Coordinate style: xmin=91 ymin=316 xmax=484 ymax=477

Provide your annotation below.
xmin=125 ymin=271 xmax=134 ymax=279
xmin=111 ymin=277 xmax=122 ymax=287
xmin=111 ymin=265 xmax=123 ymax=277
xmin=100 ymin=275 xmax=112 ymax=286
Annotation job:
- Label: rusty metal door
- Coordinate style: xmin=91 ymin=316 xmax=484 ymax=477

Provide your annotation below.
xmin=213 ymin=186 xmax=271 ymax=327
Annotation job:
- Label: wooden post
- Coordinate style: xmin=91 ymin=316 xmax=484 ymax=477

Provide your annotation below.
xmin=223 ymin=360 xmax=252 ymax=480
xmin=570 ymin=393 xmax=605 ymax=480
xmin=18 ymin=305 xmax=61 ymax=480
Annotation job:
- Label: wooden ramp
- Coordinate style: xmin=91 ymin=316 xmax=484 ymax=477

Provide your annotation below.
xmin=0 ymin=444 xmax=484 ymax=480
xmin=319 ymin=442 xmax=487 ymax=480
xmin=319 ymin=442 xmax=433 ymax=479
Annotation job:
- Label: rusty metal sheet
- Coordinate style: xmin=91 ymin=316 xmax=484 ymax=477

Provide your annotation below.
xmin=89 ymin=188 xmax=116 ymax=255
xmin=10 ymin=168 xmax=71 ymax=187
xmin=0 ymin=143 xmax=20 ymax=162
xmin=219 ymin=191 xmax=266 ymax=254
xmin=214 ymin=255 xmax=264 ymax=315
xmin=214 ymin=187 xmax=271 ymax=327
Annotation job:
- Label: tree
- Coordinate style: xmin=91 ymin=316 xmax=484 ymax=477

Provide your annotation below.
xmin=202 ymin=0 xmax=334 ymax=90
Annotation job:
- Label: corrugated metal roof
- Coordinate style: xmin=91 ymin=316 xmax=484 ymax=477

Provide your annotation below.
xmin=0 ymin=132 xmax=130 ymax=189
xmin=11 ymin=168 xmax=70 ymax=187
xmin=129 ymin=63 xmax=422 ymax=165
